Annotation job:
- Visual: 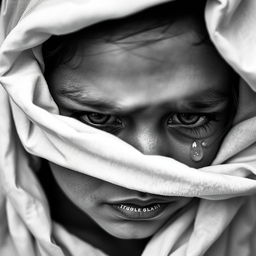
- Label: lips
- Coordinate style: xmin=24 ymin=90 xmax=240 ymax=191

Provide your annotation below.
xmin=111 ymin=197 xmax=176 ymax=206
xmin=109 ymin=197 xmax=175 ymax=220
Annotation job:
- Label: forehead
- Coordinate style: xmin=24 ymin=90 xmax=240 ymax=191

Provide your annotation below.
xmin=50 ymin=17 xmax=232 ymax=109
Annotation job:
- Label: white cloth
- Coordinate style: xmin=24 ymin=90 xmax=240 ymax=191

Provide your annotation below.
xmin=1 ymin=0 xmax=256 ymax=255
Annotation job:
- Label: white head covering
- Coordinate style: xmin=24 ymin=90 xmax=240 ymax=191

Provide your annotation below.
xmin=1 ymin=0 xmax=256 ymax=255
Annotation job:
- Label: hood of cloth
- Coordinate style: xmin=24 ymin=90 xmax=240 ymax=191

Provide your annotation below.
xmin=1 ymin=0 xmax=256 ymax=255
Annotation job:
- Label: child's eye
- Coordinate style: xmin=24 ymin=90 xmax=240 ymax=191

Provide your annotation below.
xmin=167 ymin=113 xmax=208 ymax=127
xmin=167 ymin=113 xmax=218 ymax=138
xmin=72 ymin=111 xmax=123 ymax=132
xmin=86 ymin=112 xmax=112 ymax=125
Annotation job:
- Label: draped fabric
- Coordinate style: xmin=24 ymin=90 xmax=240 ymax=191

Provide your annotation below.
xmin=1 ymin=0 xmax=256 ymax=255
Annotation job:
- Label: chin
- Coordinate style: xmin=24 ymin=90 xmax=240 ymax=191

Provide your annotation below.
xmin=100 ymin=221 xmax=162 ymax=240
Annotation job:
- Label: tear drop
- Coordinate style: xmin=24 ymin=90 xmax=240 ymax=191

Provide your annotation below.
xmin=190 ymin=141 xmax=203 ymax=162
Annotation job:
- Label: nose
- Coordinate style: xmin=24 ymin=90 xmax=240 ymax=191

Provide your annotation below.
xmin=119 ymin=124 xmax=170 ymax=157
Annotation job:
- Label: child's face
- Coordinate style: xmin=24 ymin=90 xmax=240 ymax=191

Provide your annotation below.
xmin=47 ymin=17 xmax=236 ymax=239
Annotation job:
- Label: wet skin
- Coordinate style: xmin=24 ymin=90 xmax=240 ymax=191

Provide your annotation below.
xmin=46 ymin=16 xmax=237 ymax=255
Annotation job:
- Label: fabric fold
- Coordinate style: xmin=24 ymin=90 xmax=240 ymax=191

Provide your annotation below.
xmin=1 ymin=0 xmax=256 ymax=255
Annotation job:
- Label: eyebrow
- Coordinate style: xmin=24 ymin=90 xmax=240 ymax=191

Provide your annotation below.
xmin=57 ymin=87 xmax=121 ymax=112
xmin=57 ymin=87 xmax=231 ymax=113
xmin=182 ymin=89 xmax=230 ymax=111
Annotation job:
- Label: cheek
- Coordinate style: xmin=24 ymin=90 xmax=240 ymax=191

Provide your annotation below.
xmin=49 ymin=163 xmax=104 ymax=205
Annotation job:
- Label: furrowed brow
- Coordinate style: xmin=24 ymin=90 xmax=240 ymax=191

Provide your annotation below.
xmin=57 ymin=87 xmax=121 ymax=112
xmin=184 ymin=89 xmax=231 ymax=110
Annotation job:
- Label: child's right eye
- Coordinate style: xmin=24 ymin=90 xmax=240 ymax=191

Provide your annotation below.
xmin=72 ymin=111 xmax=124 ymax=133
xmin=86 ymin=112 xmax=112 ymax=125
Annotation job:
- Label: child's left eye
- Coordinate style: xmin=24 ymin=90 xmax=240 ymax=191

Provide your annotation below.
xmin=167 ymin=113 xmax=208 ymax=127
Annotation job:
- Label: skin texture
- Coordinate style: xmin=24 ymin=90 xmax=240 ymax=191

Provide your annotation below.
xmin=45 ymin=16 xmax=237 ymax=256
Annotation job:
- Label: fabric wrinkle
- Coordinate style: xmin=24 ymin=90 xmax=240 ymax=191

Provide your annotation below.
xmin=1 ymin=0 xmax=256 ymax=255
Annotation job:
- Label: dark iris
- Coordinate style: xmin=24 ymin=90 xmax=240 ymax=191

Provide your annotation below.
xmin=176 ymin=113 xmax=200 ymax=125
xmin=87 ymin=113 xmax=111 ymax=124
